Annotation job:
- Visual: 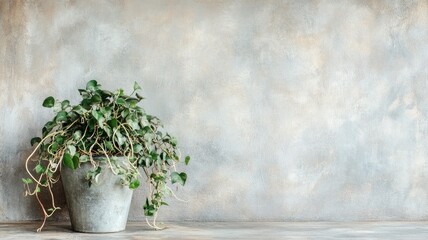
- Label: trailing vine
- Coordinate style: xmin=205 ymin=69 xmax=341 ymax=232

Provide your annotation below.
xmin=23 ymin=80 xmax=189 ymax=232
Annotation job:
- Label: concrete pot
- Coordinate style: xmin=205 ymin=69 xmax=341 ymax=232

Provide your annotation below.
xmin=61 ymin=157 xmax=133 ymax=233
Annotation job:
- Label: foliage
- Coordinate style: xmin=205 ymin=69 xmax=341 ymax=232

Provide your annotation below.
xmin=23 ymin=80 xmax=190 ymax=232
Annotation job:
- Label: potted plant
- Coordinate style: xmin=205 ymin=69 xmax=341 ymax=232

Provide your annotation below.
xmin=23 ymin=80 xmax=190 ymax=232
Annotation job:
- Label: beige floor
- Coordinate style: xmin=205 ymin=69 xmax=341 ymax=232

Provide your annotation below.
xmin=1 ymin=221 xmax=428 ymax=239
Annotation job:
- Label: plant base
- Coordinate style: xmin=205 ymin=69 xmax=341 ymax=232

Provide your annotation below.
xmin=61 ymin=159 xmax=133 ymax=233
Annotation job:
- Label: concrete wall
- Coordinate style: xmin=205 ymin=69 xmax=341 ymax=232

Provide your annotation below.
xmin=1 ymin=0 xmax=428 ymax=222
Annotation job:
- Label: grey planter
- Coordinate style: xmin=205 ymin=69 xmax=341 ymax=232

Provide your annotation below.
xmin=61 ymin=157 xmax=133 ymax=233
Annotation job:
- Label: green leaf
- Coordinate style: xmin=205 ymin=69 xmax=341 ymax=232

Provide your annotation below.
xmin=40 ymin=143 xmax=47 ymax=152
xmin=67 ymin=111 xmax=78 ymax=120
xmin=144 ymin=133 xmax=154 ymax=144
xmin=133 ymin=81 xmax=142 ymax=91
xmin=150 ymin=173 xmax=165 ymax=181
xmin=116 ymin=88 xmax=124 ymax=96
xmin=78 ymin=89 xmax=91 ymax=99
xmin=161 ymin=202 xmax=169 ymax=206
xmin=102 ymin=125 xmax=112 ymax=137
xmin=67 ymin=145 xmax=76 ymax=156
xmin=92 ymin=109 xmax=103 ymax=121
xmin=30 ymin=137 xmax=41 ymax=146
xmin=101 ymin=90 xmax=113 ymax=95
xmin=97 ymin=117 xmax=106 ymax=127
xmin=78 ymin=89 xmax=90 ymax=98
xmin=143 ymin=198 xmax=156 ymax=216
xmin=22 ymin=178 xmax=33 ymax=184
xmin=88 ymin=118 xmax=96 ymax=131
xmin=35 ymin=186 xmax=41 ymax=193
xmin=100 ymin=107 xmax=112 ymax=118
xmin=105 ymin=141 xmax=114 ymax=151
xmin=127 ymin=99 xmax=139 ymax=108
xmin=150 ymin=151 xmax=158 ymax=160
xmin=81 ymin=99 xmax=92 ymax=110
xmin=43 ymin=121 xmax=55 ymax=133
xmin=86 ymin=166 xmax=102 ymax=185
xmin=133 ymin=144 xmax=143 ymax=153
xmin=170 ymin=137 xmax=177 ymax=146
xmin=72 ymin=105 xmax=87 ymax=114
xmin=79 ymin=155 xmax=89 ymax=162
xmin=179 ymin=172 xmax=187 ymax=185
xmin=91 ymin=93 xmax=102 ymax=103
xmin=72 ymin=155 xmax=79 ymax=169
xmin=34 ymin=164 xmax=46 ymax=174
xmin=86 ymin=80 xmax=98 ymax=91
xmin=99 ymin=90 xmax=113 ymax=100
xmin=55 ymin=135 xmax=64 ymax=145
xmin=185 ymin=156 xmax=190 ymax=165
xmin=51 ymin=142 xmax=58 ymax=152
xmin=129 ymin=179 xmax=140 ymax=189
xmin=115 ymin=132 xmax=125 ymax=146
xmin=136 ymin=92 xmax=145 ymax=100
xmin=127 ymin=115 xmax=140 ymax=130
xmin=42 ymin=96 xmax=55 ymax=108
xmin=63 ymin=153 xmax=75 ymax=169
xmin=61 ymin=100 xmax=70 ymax=109
xmin=73 ymin=130 xmax=82 ymax=140
xmin=129 ymin=156 xmax=136 ymax=163
xmin=107 ymin=119 xmax=118 ymax=128
xmin=171 ymin=172 xmax=187 ymax=186
xmin=145 ymin=157 xmax=153 ymax=167
xmin=55 ymin=111 xmax=67 ymax=122
xmin=121 ymin=109 xmax=129 ymax=118
xmin=141 ymin=126 xmax=151 ymax=134
xmin=116 ymin=98 xmax=126 ymax=105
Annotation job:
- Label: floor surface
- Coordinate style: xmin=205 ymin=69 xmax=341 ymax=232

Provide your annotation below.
xmin=1 ymin=221 xmax=428 ymax=239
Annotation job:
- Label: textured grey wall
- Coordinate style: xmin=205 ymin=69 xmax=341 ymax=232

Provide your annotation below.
xmin=1 ymin=0 xmax=428 ymax=222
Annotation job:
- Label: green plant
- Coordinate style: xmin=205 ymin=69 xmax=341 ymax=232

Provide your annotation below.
xmin=23 ymin=80 xmax=190 ymax=232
